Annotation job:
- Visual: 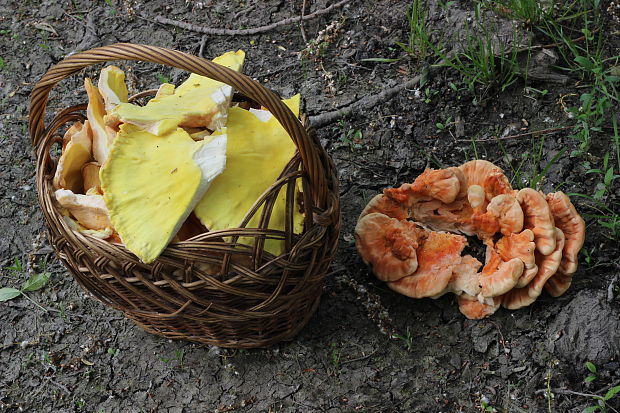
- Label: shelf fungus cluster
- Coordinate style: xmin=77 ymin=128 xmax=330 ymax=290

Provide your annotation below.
xmin=355 ymin=160 xmax=586 ymax=319
xmin=53 ymin=50 xmax=304 ymax=264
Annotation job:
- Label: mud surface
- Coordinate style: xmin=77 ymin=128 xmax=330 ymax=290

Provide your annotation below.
xmin=1 ymin=0 xmax=619 ymax=412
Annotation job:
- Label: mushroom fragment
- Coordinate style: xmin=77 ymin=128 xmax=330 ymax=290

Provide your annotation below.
xmin=109 ymin=51 xmax=245 ymax=136
xmin=355 ymin=213 xmax=425 ymax=282
xmin=81 ymin=162 xmax=101 ymax=194
xmin=193 ymin=95 xmax=304 ymax=256
xmin=98 ymin=65 xmax=128 ymax=112
xmin=55 ymin=189 xmax=112 ymax=230
xmin=100 ymin=125 xmax=227 ymax=263
xmin=85 ymin=78 xmax=117 ymax=164
xmin=53 ymin=121 xmax=92 ymax=192
xmin=444 ymin=255 xmax=482 ymax=297
xmin=356 ymin=159 xmax=585 ymax=319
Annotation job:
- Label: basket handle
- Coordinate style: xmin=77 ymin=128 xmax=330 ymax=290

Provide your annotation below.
xmin=29 ymin=43 xmax=328 ymax=206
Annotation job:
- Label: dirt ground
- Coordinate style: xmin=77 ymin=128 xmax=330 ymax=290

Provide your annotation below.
xmin=1 ymin=0 xmax=619 ymax=412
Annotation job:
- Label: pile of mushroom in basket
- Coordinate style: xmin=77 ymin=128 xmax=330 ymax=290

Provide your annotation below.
xmin=53 ymin=50 xmax=304 ymax=264
xmin=355 ymin=160 xmax=585 ymax=319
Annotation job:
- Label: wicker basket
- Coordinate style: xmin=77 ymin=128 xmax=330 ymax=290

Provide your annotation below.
xmin=29 ymin=44 xmax=340 ymax=348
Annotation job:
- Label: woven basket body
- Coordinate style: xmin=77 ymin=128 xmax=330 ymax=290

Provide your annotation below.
xmin=30 ymin=44 xmax=340 ymax=348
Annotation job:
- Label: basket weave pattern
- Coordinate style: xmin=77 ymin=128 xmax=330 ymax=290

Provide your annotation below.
xmin=29 ymin=44 xmax=340 ymax=348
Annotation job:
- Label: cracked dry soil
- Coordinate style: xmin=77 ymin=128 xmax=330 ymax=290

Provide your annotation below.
xmin=1 ymin=0 xmax=619 ymax=412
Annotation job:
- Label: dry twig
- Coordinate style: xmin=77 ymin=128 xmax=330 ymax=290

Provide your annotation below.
xmin=457 ymin=126 xmax=574 ymax=143
xmin=149 ymin=0 xmax=352 ymax=36
xmin=309 ymin=75 xmax=422 ymax=128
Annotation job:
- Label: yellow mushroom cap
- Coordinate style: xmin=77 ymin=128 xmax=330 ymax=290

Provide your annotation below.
xmin=194 ymin=94 xmax=303 ymax=256
xmin=100 ymin=124 xmax=227 ymax=263
xmin=85 ymin=78 xmax=117 ymax=164
xmin=98 ymin=65 xmax=128 ymax=112
xmin=53 ymin=121 xmax=93 ymax=192
xmin=109 ymin=50 xmax=245 ymax=136
xmin=155 ymin=83 xmax=175 ymax=99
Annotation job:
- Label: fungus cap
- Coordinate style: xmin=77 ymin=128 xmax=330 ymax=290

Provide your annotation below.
xmin=81 ymin=162 xmax=101 ymax=194
xmin=355 ymin=213 xmax=425 ymax=282
xmin=360 ymin=194 xmax=409 ymax=220
xmin=479 ymin=245 xmax=524 ymax=298
xmin=443 ymin=255 xmax=483 ymax=297
xmin=100 ymin=125 xmax=227 ymax=263
xmin=193 ymin=95 xmax=303 ymax=256
xmin=385 ymin=167 xmax=465 ymax=206
xmin=459 ymin=159 xmax=513 ymax=200
xmin=84 ymin=78 xmax=116 ymax=164
xmin=502 ymin=228 xmax=565 ymax=309
xmin=458 ymin=294 xmax=500 ymax=319
xmin=98 ymin=65 xmax=128 ymax=112
xmin=517 ymin=188 xmax=556 ymax=255
xmin=546 ymin=192 xmax=585 ymax=276
xmin=495 ymin=229 xmax=537 ymax=288
xmin=110 ymin=51 xmax=245 ymax=136
xmin=387 ymin=231 xmax=467 ymax=298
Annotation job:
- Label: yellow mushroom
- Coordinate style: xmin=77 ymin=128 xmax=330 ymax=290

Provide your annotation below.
xmin=84 ymin=78 xmax=117 ymax=164
xmin=108 ymin=50 xmax=245 ymax=136
xmin=155 ymin=83 xmax=175 ymax=98
xmin=98 ymin=65 xmax=128 ymax=112
xmin=194 ymin=95 xmax=303 ymax=256
xmin=53 ymin=121 xmax=93 ymax=192
xmin=100 ymin=124 xmax=227 ymax=263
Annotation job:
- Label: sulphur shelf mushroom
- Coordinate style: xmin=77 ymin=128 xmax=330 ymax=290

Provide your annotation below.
xmin=193 ymin=94 xmax=304 ymax=256
xmin=108 ymin=50 xmax=245 ymax=136
xmin=100 ymin=124 xmax=227 ymax=263
xmin=356 ymin=160 xmax=586 ymax=319
xmin=53 ymin=121 xmax=92 ymax=192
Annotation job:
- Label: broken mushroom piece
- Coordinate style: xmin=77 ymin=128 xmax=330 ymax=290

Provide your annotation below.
xmin=355 ymin=213 xmax=425 ymax=282
xmin=84 ymin=78 xmax=117 ymax=164
xmin=98 ymin=65 xmax=129 ymax=112
xmin=517 ymin=188 xmax=556 ymax=256
xmin=359 ymin=194 xmax=409 ymax=220
xmin=388 ymin=231 xmax=468 ymax=298
xmin=502 ymin=228 xmax=565 ymax=309
xmin=55 ymin=189 xmax=112 ymax=230
xmin=155 ymin=83 xmax=175 ymax=99
xmin=443 ymin=255 xmax=483 ymax=297
xmin=81 ymin=162 xmax=101 ymax=194
xmin=193 ymin=95 xmax=304 ymax=256
xmin=100 ymin=125 xmax=227 ymax=264
xmin=53 ymin=121 xmax=92 ymax=193
xmin=109 ymin=50 xmax=245 ymax=136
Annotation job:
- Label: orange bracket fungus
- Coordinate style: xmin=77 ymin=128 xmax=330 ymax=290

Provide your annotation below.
xmin=356 ymin=160 xmax=586 ymax=319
